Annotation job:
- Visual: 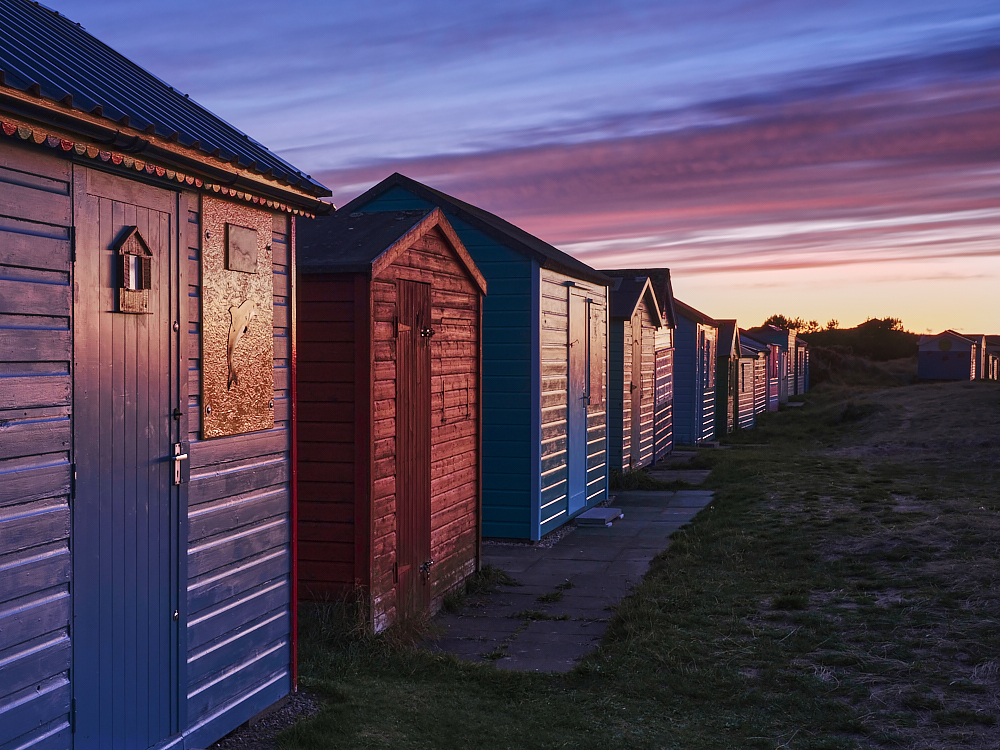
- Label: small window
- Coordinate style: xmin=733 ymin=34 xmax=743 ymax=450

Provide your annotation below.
xmin=113 ymin=226 xmax=153 ymax=314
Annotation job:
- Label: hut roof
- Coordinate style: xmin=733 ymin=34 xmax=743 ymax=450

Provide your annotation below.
xmin=0 ymin=0 xmax=330 ymax=201
xmin=745 ymin=324 xmax=795 ymax=350
xmin=603 ymin=273 xmax=664 ymax=327
xmin=297 ymin=208 xmax=486 ymax=294
xmin=673 ymin=298 xmax=716 ymax=327
xmin=716 ymin=319 xmax=740 ymax=357
xmin=340 ymin=173 xmax=611 ymax=286
xmin=917 ymin=330 xmax=975 ymax=346
xmin=606 ymin=267 xmax=677 ymax=327
xmin=738 ymin=330 xmax=769 ymax=355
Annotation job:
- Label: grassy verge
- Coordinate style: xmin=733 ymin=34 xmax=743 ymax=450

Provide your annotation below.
xmin=283 ymin=381 xmax=1000 ymax=749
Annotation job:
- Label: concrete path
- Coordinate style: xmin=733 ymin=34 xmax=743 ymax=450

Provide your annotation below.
xmin=425 ymin=489 xmax=715 ymax=672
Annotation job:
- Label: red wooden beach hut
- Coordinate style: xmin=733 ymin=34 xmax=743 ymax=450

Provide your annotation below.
xmin=296 ymin=209 xmax=486 ymax=630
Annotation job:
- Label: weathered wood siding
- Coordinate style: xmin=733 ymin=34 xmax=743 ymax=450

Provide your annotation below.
xmin=539 ymin=268 xmax=607 ymax=536
xmin=753 ymin=354 xmax=767 ymax=417
xmin=737 ymin=356 xmax=756 ymax=430
xmin=184 ymin=204 xmax=293 ymax=745
xmin=297 ymin=274 xmax=358 ymax=599
xmin=0 ymin=143 xmax=73 ymax=750
xmin=354 ymin=187 xmax=531 ymax=539
xmin=609 ymin=300 xmax=656 ymax=472
xmin=674 ymin=314 xmax=716 ymax=445
xmin=652 ymin=326 xmax=673 ymax=461
xmin=368 ymin=228 xmax=480 ymax=628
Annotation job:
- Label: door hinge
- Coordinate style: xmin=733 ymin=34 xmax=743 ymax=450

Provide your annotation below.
xmin=69 ymin=226 xmax=76 ymax=263
xmin=70 ymin=463 xmax=76 ymax=497
xmin=70 ymin=697 xmax=76 ymax=733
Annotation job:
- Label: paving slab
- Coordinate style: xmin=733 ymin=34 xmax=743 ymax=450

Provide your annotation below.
xmin=423 ymin=488 xmax=715 ymax=671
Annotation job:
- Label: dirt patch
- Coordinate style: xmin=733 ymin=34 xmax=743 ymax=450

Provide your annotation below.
xmin=209 ymin=691 xmax=321 ymax=750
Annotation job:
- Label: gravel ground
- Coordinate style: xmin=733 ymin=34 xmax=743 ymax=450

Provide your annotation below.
xmin=208 ymin=691 xmax=320 ymax=750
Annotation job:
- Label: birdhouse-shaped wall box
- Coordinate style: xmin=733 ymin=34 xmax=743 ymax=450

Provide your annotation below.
xmin=115 ymin=226 xmax=153 ymax=313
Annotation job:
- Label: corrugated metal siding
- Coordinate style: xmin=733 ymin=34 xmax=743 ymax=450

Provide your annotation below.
xmin=0 ymin=142 xmax=73 ymax=750
xmin=355 ymin=188 xmax=532 ymax=539
xmin=539 ymin=268 xmax=607 ymax=537
xmin=184 ymin=208 xmax=292 ymax=747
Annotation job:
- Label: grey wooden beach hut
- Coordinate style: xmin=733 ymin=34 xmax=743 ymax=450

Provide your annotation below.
xmin=0 ymin=3 xmax=331 ymax=747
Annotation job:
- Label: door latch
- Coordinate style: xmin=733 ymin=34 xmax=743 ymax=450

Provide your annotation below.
xmin=173 ymin=442 xmax=190 ymax=486
xmin=420 ymin=326 xmax=435 ymax=338
xmin=419 ymin=559 xmax=434 ymax=582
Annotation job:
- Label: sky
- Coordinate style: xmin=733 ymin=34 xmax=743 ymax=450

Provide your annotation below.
xmin=53 ymin=0 xmax=1000 ymax=333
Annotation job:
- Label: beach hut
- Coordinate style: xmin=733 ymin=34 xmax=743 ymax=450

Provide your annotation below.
xmin=745 ymin=325 xmax=797 ymax=404
xmin=0 ymin=3 xmax=331 ymax=748
xmin=741 ymin=332 xmax=779 ymax=413
xmin=738 ymin=332 xmax=768 ymax=428
xmin=917 ymin=331 xmax=977 ymax=380
xmin=338 ymin=174 xmax=611 ymax=541
xmin=601 ymin=272 xmax=665 ymax=472
xmin=715 ymin=320 xmax=740 ymax=436
xmin=606 ymin=268 xmax=677 ymax=462
xmin=294 ymin=209 xmax=486 ymax=629
xmin=794 ymin=338 xmax=810 ymax=394
xmin=673 ymin=299 xmax=718 ymax=445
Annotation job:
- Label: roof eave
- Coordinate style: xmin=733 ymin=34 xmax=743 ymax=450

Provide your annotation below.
xmin=1 ymin=87 xmax=332 ymax=213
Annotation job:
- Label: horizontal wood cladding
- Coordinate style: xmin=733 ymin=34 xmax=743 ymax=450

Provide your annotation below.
xmin=184 ymin=204 xmax=292 ymax=732
xmin=538 ymin=268 xmax=608 ymax=535
xmin=296 ymin=271 xmax=358 ymax=600
xmin=0 ymin=142 xmax=74 ymax=748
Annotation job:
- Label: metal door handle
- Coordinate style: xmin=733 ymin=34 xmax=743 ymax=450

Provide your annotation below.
xmin=173 ymin=442 xmax=190 ymax=486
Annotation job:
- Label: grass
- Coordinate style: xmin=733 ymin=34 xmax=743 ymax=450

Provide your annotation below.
xmin=283 ymin=380 xmax=1000 ymax=749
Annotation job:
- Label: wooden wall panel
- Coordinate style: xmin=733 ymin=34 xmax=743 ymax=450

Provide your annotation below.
xmin=538 ymin=269 xmax=607 ymax=537
xmin=184 ymin=203 xmax=293 ymax=735
xmin=0 ymin=142 xmax=73 ymax=750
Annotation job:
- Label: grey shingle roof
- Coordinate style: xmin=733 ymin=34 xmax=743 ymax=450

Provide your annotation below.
xmin=0 ymin=0 xmax=329 ymax=198
xmin=298 ymin=210 xmax=436 ymax=274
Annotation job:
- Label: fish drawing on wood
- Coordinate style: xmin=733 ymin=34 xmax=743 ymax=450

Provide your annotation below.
xmin=227 ymin=298 xmax=257 ymax=390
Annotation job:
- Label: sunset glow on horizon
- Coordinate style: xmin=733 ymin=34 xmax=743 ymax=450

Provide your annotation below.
xmin=54 ymin=0 xmax=1000 ymax=334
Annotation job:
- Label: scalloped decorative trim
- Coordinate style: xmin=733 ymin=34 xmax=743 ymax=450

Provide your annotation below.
xmin=1 ymin=118 xmax=316 ymax=218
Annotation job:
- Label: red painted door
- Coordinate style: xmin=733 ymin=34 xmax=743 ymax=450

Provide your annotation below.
xmin=395 ymin=280 xmax=432 ymax=618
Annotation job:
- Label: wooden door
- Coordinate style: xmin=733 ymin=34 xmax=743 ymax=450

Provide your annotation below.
xmin=395 ymin=280 xmax=432 ymax=618
xmin=653 ymin=347 xmax=673 ymax=461
xmin=72 ymin=170 xmax=183 ymax=748
xmin=629 ymin=311 xmax=642 ymax=467
xmin=567 ymin=292 xmax=588 ymax=515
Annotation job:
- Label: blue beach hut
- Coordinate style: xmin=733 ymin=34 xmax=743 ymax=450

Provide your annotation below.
xmin=339 ymin=174 xmax=611 ymax=540
xmin=673 ymin=299 xmax=718 ymax=445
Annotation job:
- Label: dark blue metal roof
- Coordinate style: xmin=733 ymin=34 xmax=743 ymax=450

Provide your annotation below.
xmin=0 ymin=0 xmax=329 ymax=197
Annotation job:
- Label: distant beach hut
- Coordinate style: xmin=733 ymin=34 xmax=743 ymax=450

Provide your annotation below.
xmin=0 ymin=2 xmax=331 ymax=746
xmin=338 ymin=174 xmax=611 ymax=541
xmin=606 ymin=268 xmax=678 ymax=461
xmin=673 ymin=299 xmax=718 ymax=445
xmin=738 ymin=331 xmax=769 ymax=427
xmin=715 ymin=320 xmax=741 ymax=436
xmin=745 ymin=325 xmax=797 ymax=404
xmin=917 ymin=331 xmax=978 ymax=381
xmin=794 ymin=338 xmax=810 ymax=394
xmin=602 ymin=272 xmax=665 ymax=472
xmin=295 ymin=208 xmax=486 ymax=629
